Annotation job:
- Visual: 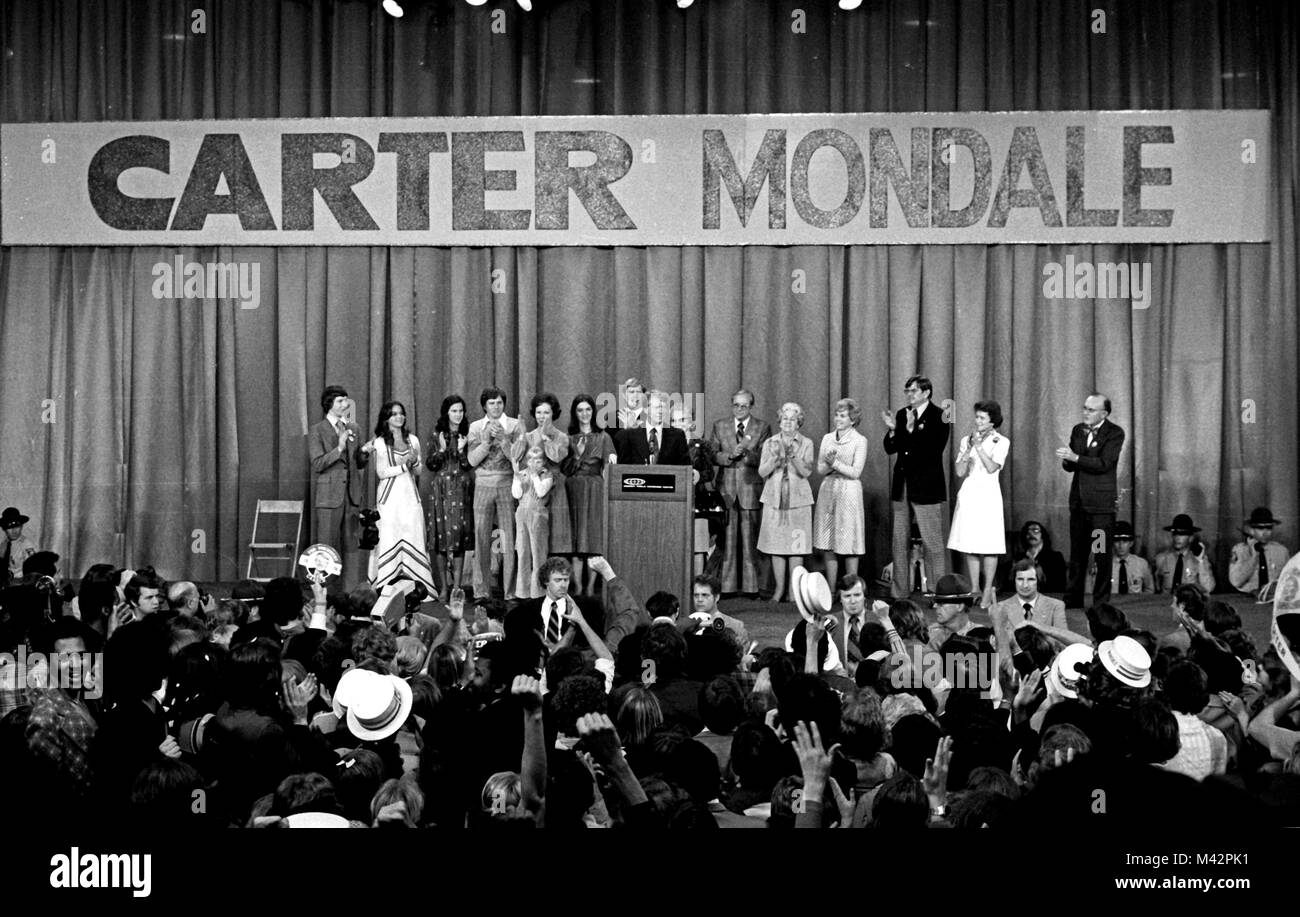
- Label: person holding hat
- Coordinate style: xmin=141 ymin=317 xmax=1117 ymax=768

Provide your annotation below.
xmin=1086 ymin=521 xmax=1154 ymax=596
xmin=1154 ymin=514 xmax=1216 ymax=594
xmin=1 ymin=507 xmax=36 ymax=586
xmin=1228 ymin=507 xmax=1289 ymax=596
xmin=924 ymin=573 xmax=979 ymax=653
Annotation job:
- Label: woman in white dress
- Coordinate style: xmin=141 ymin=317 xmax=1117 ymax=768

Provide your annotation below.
xmin=947 ymin=400 xmax=1009 ymax=609
xmin=813 ymin=398 xmax=868 ymax=590
xmin=363 ymin=401 xmax=437 ymax=594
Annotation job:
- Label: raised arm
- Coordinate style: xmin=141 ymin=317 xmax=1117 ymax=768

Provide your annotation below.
xmin=1247 ymin=682 xmax=1300 ymax=761
xmin=512 ymin=675 xmax=547 ymax=825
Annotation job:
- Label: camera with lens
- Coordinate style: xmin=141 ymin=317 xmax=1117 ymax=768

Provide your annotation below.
xmin=358 ymin=509 xmax=381 ymax=550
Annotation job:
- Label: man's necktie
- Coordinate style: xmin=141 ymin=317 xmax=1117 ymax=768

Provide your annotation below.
xmin=1257 ymin=542 xmax=1270 ymax=589
xmin=547 ymin=600 xmax=561 ymax=644
xmin=337 ymin=421 xmax=349 ymax=466
xmin=736 ymin=421 xmax=745 ymax=442
xmin=648 ymin=428 xmax=659 ymax=464
xmin=906 ymin=409 xmax=915 ymax=433
xmin=1023 ymin=602 xmax=1033 ymax=621
xmin=848 ymin=615 xmax=861 ymax=646
xmin=913 ymin=561 xmax=923 ymax=593
xmin=1172 ymin=555 xmax=1184 ymax=588
xmin=1087 ymin=426 xmax=1097 ymax=450
xmin=1118 ymin=558 xmax=1129 ymax=594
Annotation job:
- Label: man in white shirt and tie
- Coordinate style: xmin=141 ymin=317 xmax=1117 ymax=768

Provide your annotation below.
xmin=308 ymin=385 xmax=369 ymax=584
xmin=613 ymin=391 xmax=689 ymax=465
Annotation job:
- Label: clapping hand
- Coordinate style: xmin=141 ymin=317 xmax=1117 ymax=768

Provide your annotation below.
xmin=284 ymin=674 xmax=318 ymax=724
xmin=1014 ymin=668 xmax=1044 ymax=709
xmin=880 ymin=409 xmax=896 ymax=431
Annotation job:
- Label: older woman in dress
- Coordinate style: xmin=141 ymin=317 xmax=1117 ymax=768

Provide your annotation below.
xmin=947 ymin=400 xmax=1010 ymax=608
xmin=510 ymin=393 xmax=572 ymax=558
xmin=564 ymin=393 xmax=616 ymax=596
xmin=757 ymin=402 xmax=815 ymax=604
xmin=813 ymin=398 xmax=869 ymax=590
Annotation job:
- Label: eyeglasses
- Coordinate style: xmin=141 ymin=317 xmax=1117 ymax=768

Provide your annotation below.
xmin=732 ymin=402 xmax=750 ymax=408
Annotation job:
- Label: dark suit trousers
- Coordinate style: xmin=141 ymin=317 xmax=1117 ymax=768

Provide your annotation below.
xmin=314 ymin=503 xmax=364 ymax=588
xmin=1068 ymin=507 xmax=1114 ymax=605
xmin=891 ymin=487 xmax=947 ymax=599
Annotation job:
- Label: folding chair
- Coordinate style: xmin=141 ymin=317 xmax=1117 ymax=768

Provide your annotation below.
xmin=246 ymin=499 xmax=304 ymax=581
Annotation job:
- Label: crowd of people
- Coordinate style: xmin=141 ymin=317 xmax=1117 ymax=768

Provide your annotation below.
xmin=0 ymin=539 xmax=1297 ymax=829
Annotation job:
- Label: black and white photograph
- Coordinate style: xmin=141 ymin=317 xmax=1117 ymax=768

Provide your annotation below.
xmin=0 ymin=0 xmax=1297 ymax=898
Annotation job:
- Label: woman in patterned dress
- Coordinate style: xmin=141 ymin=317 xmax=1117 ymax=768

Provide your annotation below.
xmin=564 ymin=393 xmax=615 ymax=596
xmin=813 ymin=397 xmax=868 ymax=590
xmin=758 ymin=402 xmax=816 ymax=604
xmin=510 ymin=393 xmax=572 ymax=559
xmin=425 ymin=394 xmax=474 ymax=603
xmin=363 ymin=401 xmax=436 ymax=594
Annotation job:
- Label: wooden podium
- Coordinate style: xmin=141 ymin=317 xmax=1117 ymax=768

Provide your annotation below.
xmin=605 ymin=464 xmax=694 ymax=608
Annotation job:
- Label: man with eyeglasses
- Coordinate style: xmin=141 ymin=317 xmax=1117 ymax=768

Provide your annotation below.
xmin=882 ymin=375 xmax=951 ymax=599
xmin=709 ymin=389 xmax=771 ymax=596
xmin=1056 ymin=393 xmax=1126 ymax=608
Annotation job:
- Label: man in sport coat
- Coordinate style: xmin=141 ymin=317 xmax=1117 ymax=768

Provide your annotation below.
xmin=708 ymin=389 xmax=770 ymax=595
xmin=308 ymin=385 xmax=369 ymax=585
xmin=882 ymin=375 xmax=950 ymax=599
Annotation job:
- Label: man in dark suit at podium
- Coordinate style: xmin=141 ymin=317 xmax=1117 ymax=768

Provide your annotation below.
xmin=614 ymin=391 xmax=689 ymax=465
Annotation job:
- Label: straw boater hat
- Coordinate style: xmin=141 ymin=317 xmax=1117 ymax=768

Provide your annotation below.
xmin=345 ymin=672 xmax=413 ymax=742
xmin=1097 ymin=636 xmax=1152 ymax=688
xmin=799 ymin=571 xmax=833 ymax=619
xmin=1047 ymin=644 xmax=1095 ymax=699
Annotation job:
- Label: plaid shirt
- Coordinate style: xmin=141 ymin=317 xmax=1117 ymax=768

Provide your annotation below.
xmin=0 ymin=657 xmax=30 ymax=717
xmin=26 ymin=688 xmax=98 ymax=798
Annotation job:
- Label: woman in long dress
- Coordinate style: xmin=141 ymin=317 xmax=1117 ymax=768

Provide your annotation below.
xmin=947 ymin=400 xmax=1010 ymax=608
xmin=813 ymin=398 xmax=869 ymax=589
xmin=564 ymin=393 xmax=615 ymax=596
xmin=510 ymin=393 xmax=572 ymax=558
xmin=364 ymin=400 xmax=436 ymax=594
xmin=757 ymin=402 xmax=815 ymax=604
xmin=425 ymin=394 xmax=474 ymax=603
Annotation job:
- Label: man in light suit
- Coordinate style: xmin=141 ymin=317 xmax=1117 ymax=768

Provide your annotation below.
xmin=613 ymin=390 xmax=690 ymax=465
xmin=708 ymin=389 xmax=770 ymax=596
xmin=990 ymin=558 xmax=1068 ymax=660
xmin=308 ymin=385 xmax=369 ymax=585
xmin=1057 ymin=392 xmax=1125 ymax=608
xmin=467 ymin=386 xmax=523 ymax=600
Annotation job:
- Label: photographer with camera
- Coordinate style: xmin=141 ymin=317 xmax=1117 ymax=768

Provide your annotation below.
xmin=1153 ymin=514 xmax=1217 ymax=594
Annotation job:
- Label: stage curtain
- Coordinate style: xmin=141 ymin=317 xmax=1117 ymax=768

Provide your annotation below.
xmin=0 ymin=0 xmax=1296 ymax=583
